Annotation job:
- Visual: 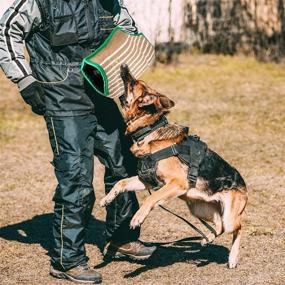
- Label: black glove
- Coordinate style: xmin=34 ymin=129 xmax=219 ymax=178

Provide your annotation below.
xmin=20 ymin=81 xmax=46 ymax=115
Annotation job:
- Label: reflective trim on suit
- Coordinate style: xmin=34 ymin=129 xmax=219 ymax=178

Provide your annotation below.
xmin=45 ymin=106 xmax=140 ymax=271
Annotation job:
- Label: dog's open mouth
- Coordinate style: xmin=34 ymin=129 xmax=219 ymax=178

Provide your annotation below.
xmin=120 ymin=64 xmax=138 ymax=109
xmin=120 ymin=64 xmax=136 ymax=96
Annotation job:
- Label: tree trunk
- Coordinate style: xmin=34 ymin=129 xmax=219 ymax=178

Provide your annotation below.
xmin=124 ymin=0 xmax=285 ymax=61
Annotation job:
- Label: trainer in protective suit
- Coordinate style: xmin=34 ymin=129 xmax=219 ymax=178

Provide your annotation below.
xmin=0 ymin=0 xmax=156 ymax=283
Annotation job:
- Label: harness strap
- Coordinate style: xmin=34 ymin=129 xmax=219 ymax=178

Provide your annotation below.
xmin=188 ymin=136 xmax=207 ymax=185
xmin=129 ymin=116 xmax=168 ymax=142
xmin=143 ymin=143 xmax=189 ymax=162
xmin=140 ymin=135 xmax=207 ymax=189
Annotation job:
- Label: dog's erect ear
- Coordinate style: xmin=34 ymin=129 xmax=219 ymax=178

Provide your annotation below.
xmin=158 ymin=94 xmax=175 ymax=109
xmin=138 ymin=93 xmax=175 ymax=110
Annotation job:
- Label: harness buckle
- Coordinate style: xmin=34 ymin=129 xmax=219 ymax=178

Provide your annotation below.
xmin=188 ymin=174 xmax=197 ymax=183
xmin=188 ymin=165 xmax=199 ymax=184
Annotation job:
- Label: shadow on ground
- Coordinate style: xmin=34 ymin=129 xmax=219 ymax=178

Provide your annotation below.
xmin=0 ymin=214 xmax=106 ymax=254
xmin=121 ymin=237 xmax=229 ymax=278
xmin=0 ymin=214 xmax=229 ymax=277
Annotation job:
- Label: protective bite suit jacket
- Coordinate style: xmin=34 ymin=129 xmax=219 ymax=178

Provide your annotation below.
xmin=0 ymin=0 xmax=137 ymax=116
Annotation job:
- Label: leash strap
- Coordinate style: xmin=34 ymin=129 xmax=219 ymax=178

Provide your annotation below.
xmin=148 ymin=189 xmax=210 ymax=243
xmin=198 ymin=218 xmax=218 ymax=237
xmin=158 ymin=204 xmax=210 ymax=243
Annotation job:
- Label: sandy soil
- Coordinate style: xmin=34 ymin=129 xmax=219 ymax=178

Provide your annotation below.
xmin=0 ymin=55 xmax=284 ymax=285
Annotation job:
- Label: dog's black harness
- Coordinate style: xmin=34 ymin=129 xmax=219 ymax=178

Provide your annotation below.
xmin=137 ymin=134 xmax=208 ymax=190
xmin=128 ymin=117 xmax=217 ymax=242
xmin=129 ymin=115 xmax=208 ymax=189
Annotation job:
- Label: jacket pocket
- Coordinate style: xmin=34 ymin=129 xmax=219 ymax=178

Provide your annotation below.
xmin=50 ymin=15 xmax=79 ymax=46
xmin=34 ymin=64 xmax=70 ymax=85
xmin=37 ymin=68 xmax=69 ymax=85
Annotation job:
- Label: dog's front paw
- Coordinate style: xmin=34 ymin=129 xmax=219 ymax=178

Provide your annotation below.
xmin=130 ymin=212 xmax=146 ymax=229
xmin=99 ymin=196 xmax=114 ymax=207
xmin=99 ymin=197 xmax=109 ymax=207
xmin=100 ymin=190 xmax=120 ymax=207
xmin=130 ymin=218 xmax=141 ymax=229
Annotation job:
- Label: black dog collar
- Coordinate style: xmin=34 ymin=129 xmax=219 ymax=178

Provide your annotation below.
xmin=129 ymin=116 xmax=168 ymax=142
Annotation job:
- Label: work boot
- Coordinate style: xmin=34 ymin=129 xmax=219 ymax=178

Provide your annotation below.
xmin=50 ymin=264 xmax=102 ymax=284
xmin=103 ymin=240 xmax=157 ymax=261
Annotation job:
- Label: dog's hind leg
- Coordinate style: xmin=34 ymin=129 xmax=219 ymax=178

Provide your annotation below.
xmin=228 ymin=227 xmax=242 ymax=269
xmin=187 ymin=201 xmax=224 ymax=246
xmin=223 ymin=190 xmax=247 ymax=268
xmin=100 ymin=176 xmax=145 ymax=207
xmin=200 ymin=212 xmax=224 ymax=246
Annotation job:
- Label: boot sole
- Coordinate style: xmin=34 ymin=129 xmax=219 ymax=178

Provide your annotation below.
xmin=50 ymin=267 xmax=102 ymax=284
xmin=103 ymin=250 xmax=153 ymax=261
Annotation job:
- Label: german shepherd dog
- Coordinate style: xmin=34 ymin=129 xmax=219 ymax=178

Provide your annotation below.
xmin=100 ymin=65 xmax=248 ymax=268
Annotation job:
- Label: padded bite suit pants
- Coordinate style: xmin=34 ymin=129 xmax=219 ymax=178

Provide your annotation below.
xmin=45 ymin=107 xmax=140 ymax=271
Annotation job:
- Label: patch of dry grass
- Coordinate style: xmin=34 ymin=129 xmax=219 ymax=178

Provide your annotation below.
xmin=0 ymin=55 xmax=284 ymax=285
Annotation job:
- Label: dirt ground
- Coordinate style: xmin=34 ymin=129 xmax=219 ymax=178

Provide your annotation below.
xmin=0 ymin=55 xmax=284 ymax=285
